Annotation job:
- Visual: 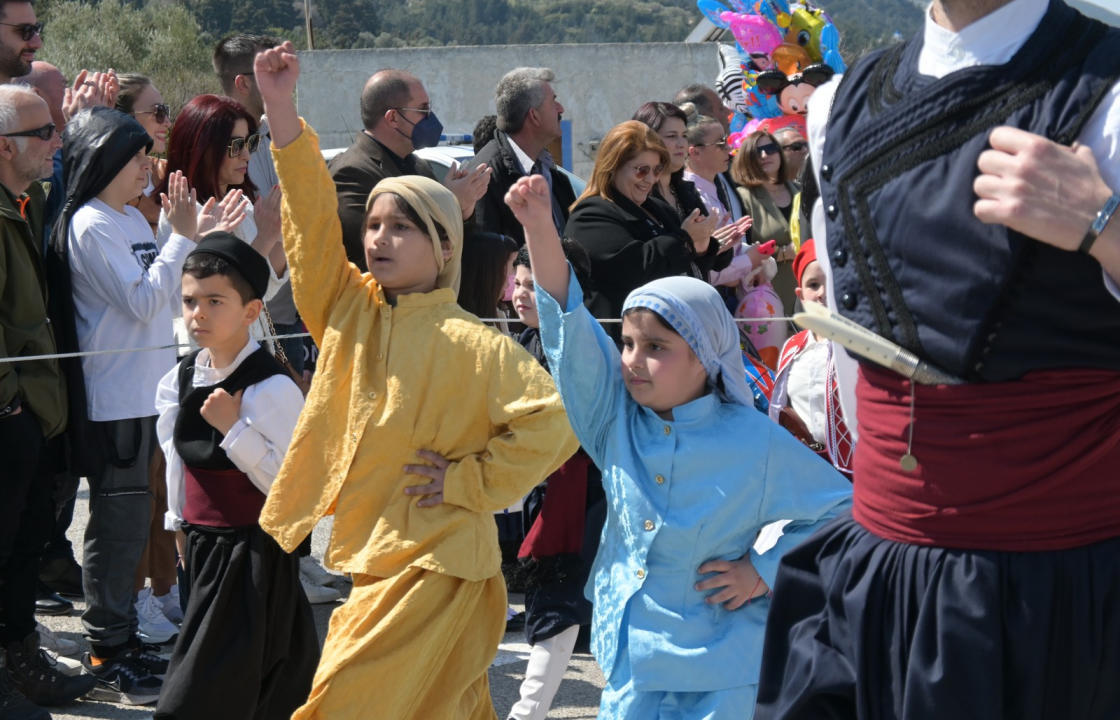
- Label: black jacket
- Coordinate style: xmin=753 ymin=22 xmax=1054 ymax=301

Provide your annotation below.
xmin=328 ymin=132 xmax=437 ymax=267
xmin=467 ymin=130 xmax=576 ymax=245
xmin=565 ymin=191 xmax=726 ymax=322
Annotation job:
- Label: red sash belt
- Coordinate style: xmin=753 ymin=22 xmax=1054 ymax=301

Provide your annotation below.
xmin=183 ymin=466 xmax=265 ymax=528
xmin=852 ymin=364 xmax=1120 ymax=551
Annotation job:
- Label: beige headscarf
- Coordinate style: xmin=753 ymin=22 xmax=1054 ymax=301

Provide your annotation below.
xmin=365 ymin=175 xmax=464 ymax=293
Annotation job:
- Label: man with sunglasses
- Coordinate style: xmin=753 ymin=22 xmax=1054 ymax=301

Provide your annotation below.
xmin=329 ymin=69 xmax=490 ymax=268
xmin=0 ymin=84 xmax=98 ymax=720
xmin=0 ymin=1 xmax=40 ymax=84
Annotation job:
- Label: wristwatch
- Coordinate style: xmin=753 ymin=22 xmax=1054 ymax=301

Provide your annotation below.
xmin=0 ymin=400 xmax=20 ymax=418
xmin=1079 ymin=193 xmax=1120 ymax=255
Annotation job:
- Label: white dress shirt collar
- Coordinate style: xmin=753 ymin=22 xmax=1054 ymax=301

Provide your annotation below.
xmin=507 ymin=135 xmax=537 ymax=176
xmin=918 ymin=0 xmax=1048 ymax=77
xmin=193 ymin=339 xmax=261 ymax=387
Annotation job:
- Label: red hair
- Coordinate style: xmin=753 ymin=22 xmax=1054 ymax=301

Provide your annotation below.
xmin=158 ymin=94 xmax=258 ymax=202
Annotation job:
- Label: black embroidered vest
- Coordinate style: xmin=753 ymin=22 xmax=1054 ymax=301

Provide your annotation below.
xmin=819 ymin=0 xmax=1120 ymax=381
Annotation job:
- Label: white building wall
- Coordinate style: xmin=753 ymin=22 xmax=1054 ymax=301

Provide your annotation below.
xmin=296 ymin=43 xmax=721 ymax=180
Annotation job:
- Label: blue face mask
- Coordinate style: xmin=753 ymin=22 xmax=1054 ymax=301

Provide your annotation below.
xmin=398 ymin=110 xmax=443 ymax=150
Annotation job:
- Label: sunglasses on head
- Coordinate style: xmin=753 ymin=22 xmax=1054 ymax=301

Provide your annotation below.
xmin=227 ymin=133 xmax=262 ymax=157
xmin=631 ymin=163 xmax=664 ymax=180
xmin=2 ymin=122 xmax=55 ymax=141
xmin=755 ymin=142 xmax=781 ymax=157
xmin=136 ymin=103 xmax=171 ymax=124
xmin=781 ymin=141 xmax=808 ymax=152
xmin=0 ymin=21 xmax=43 ymax=42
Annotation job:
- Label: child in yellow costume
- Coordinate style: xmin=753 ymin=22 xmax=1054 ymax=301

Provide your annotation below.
xmin=252 ymin=44 xmax=579 ymax=720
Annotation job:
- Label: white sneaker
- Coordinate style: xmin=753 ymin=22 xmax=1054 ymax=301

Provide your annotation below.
xmin=135 ymin=587 xmax=178 ymax=644
xmin=157 ymin=586 xmax=183 ymax=625
xmin=300 ymin=576 xmax=342 ymax=604
xmin=299 ymin=555 xmax=340 ymax=587
xmin=36 ymin=622 xmax=80 ymax=657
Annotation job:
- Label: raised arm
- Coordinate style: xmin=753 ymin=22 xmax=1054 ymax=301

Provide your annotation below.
xmin=254 ymin=41 xmax=364 ymax=344
xmin=506 ymin=175 xmax=569 ymax=301
xmin=506 ymin=175 xmax=625 ymax=462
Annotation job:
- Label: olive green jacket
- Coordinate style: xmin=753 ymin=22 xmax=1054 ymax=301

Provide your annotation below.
xmin=0 ymin=180 xmax=66 ymax=437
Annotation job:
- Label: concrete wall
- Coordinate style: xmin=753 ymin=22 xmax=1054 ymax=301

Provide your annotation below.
xmin=296 ymin=43 xmax=720 ymax=180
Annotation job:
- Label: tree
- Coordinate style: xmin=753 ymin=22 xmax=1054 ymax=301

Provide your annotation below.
xmin=40 ymin=0 xmax=219 ymax=115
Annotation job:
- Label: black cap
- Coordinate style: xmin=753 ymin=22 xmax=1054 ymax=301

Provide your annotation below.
xmin=187 ymin=232 xmax=271 ymax=299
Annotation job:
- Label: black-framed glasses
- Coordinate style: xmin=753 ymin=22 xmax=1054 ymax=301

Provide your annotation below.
xmin=392 ymin=106 xmax=432 ymax=118
xmin=0 ymin=21 xmax=43 ymax=41
xmin=630 ymin=163 xmax=664 ymax=180
xmin=755 ymin=142 xmax=781 ymax=156
xmin=781 ymin=141 xmax=808 ymax=152
xmin=694 ymin=137 xmax=729 ymax=150
xmin=136 ymin=103 xmax=170 ymax=124
xmin=2 ymin=122 xmax=55 ymax=141
xmin=227 ymin=133 xmax=261 ymax=157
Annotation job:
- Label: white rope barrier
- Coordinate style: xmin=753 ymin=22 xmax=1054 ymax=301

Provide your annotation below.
xmin=0 ymin=317 xmax=798 ymax=365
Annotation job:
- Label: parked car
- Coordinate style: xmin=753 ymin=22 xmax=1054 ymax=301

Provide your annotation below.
xmin=320 ymin=143 xmax=586 ymax=196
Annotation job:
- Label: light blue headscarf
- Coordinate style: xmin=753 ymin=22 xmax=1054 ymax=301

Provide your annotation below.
xmin=622 ymin=276 xmax=753 ymax=407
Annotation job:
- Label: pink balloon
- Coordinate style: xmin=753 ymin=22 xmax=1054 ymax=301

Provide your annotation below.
xmin=721 ymin=12 xmax=783 ymax=56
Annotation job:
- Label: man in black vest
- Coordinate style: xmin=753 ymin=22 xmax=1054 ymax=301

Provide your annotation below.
xmin=328 ymin=70 xmax=490 ymax=268
xmin=754 ymin=0 xmax=1120 ymax=717
xmin=468 ymin=67 xmax=576 ymax=245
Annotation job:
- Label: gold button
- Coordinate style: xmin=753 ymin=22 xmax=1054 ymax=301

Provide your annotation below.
xmin=663 ymin=425 xmax=671 ymax=436
xmin=636 ymin=569 xmax=645 ymax=579
xmin=655 ymin=474 xmax=665 ymax=485
xmin=367 ymin=392 xmax=376 ymax=399
xmin=643 ymin=520 xmax=654 ymax=531
xmin=377 ymin=352 xmax=384 ymax=359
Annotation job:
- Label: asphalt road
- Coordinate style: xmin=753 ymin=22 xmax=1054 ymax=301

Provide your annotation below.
xmin=39 ymin=481 xmax=605 ymax=720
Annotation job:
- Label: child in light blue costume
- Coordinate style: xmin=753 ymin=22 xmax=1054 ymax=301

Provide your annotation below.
xmin=505 ymin=174 xmax=852 ymax=719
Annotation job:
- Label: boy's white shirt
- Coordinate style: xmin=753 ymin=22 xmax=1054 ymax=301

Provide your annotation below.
xmin=155 ymin=338 xmax=305 ymax=531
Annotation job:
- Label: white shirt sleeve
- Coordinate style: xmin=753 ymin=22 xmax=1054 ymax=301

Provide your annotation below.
xmin=218 ymin=374 xmax=304 ymax=495
xmin=70 ymin=209 xmax=194 ymax=324
xmin=1080 ymin=79 xmax=1120 ymax=300
xmin=155 ymin=364 xmax=186 ymax=531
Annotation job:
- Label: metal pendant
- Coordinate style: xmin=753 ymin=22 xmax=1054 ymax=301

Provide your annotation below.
xmin=900 ymin=454 xmax=918 ymax=472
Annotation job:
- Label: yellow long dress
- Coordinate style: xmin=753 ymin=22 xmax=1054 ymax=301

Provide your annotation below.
xmin=262 ymin=123 xmax=579 ymax=719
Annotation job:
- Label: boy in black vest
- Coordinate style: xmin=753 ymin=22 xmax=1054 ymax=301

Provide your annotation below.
xmin=149 ymin=233 xmax=318 ymax=720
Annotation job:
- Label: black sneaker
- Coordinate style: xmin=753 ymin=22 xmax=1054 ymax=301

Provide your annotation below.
xmin=80 ymin=651 xmax=162 ymax=706
xmin=128 ymin=644 xmax=169 ymax=677
xmin=0 ymin=653 xmax=49 ymax=720
xmin=4 ymin=632 xmax=96 ymax=707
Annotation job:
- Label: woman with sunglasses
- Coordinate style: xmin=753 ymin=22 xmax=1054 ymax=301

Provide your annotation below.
xmin=156 ymin=94 xmax=287 ymax=354
xmin=732 ymin=131 xmax=800 ymax=315
xmin=117 ymin=74 xmax=171 ymax=232
xmin=564 ymin=120 xmax=720 ymax=326
xmin=683 ymin=113 xmax=746 ymax=229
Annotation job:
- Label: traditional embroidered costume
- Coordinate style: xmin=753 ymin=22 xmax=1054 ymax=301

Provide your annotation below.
xmin=755 ymin=1 xmax=1120 ymax=717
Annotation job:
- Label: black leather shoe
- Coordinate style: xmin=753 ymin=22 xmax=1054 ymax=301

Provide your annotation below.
xmin=38 ymin=556 xmax=82 ymax=599
xmin=34 ymin=585 xmax=72 ymax=616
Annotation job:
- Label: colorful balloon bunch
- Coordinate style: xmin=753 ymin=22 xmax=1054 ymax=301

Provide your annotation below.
xmin=700 ymin=0 xmax=845 ymax=144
